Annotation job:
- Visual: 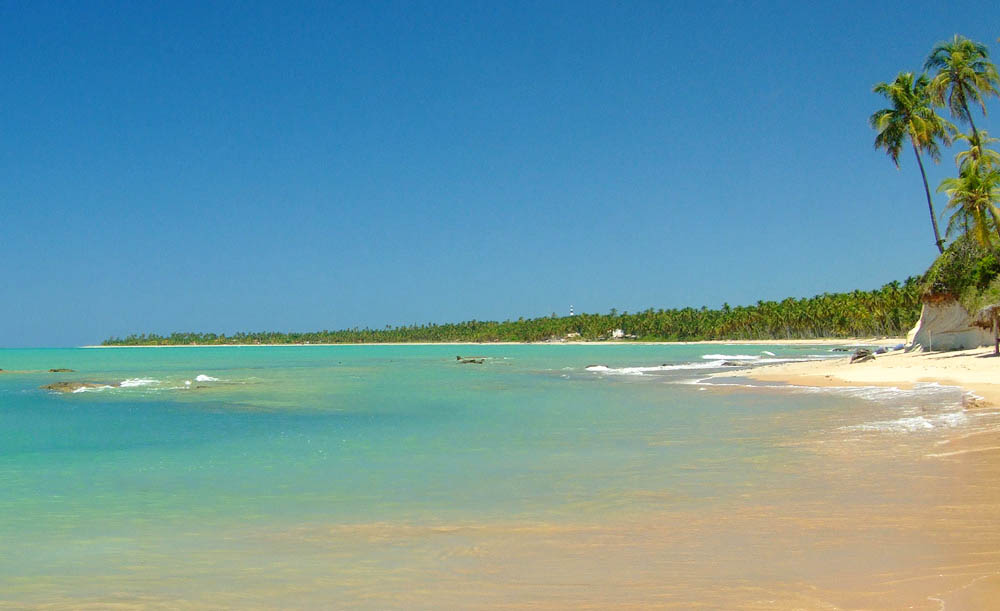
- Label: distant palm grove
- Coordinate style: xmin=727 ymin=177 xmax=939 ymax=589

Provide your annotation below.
xmin=103 ymin=279 xmax=921 ymax=345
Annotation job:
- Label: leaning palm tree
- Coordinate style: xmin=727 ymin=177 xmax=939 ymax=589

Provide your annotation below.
xmin=924 ymin=35 xmax=1000 ymax=147
xmin=871 ymin=72 xmax=955 ymax=253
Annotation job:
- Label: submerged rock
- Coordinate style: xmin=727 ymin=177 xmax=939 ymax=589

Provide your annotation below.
xmin=41 ymin=381 xmax=109 ymax=393
xmin=48 ymin=368 xmax=75 ymax=373
xmin=458 ymin=358 xmax=485 ymax=364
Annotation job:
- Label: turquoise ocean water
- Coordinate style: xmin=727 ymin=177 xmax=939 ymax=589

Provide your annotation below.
xmin=0 ymin=344 xmax=989 ymax=608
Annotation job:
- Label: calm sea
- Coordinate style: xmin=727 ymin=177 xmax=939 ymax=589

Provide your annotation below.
xmin=2 ymin=344 xmax=999 ymax=609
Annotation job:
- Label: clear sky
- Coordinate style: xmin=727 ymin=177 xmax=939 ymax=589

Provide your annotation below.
xmin=2 ymin=1 xmax=999 ymax=347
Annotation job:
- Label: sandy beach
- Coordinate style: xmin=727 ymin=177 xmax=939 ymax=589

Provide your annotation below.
xmin=733 ymin=345 xmax=1000 ymax=405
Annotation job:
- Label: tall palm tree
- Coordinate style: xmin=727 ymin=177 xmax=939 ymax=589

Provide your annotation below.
xmin=924 ymin=35 xmax=1000 ymax=147
xmin=871 ymin=72 xmax=955 ymax=253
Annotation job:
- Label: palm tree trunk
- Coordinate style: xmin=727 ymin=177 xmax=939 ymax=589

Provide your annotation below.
xmin=960 ymin=89 xmax=981 ymax=148
xmin=913 ymin=142 xmax=945 ymax=253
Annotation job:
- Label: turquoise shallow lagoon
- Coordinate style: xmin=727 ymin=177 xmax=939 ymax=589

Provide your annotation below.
xmin=3 ymin=344 xmax=1000 ymax=608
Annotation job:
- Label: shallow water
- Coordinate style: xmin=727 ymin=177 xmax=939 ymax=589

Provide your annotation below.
xmin=2 ymin=344 xmax=999 ymax=608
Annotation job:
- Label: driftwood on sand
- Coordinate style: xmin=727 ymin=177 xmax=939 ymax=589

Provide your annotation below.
xmin=850 ymin=348 xmax=875 ymax=364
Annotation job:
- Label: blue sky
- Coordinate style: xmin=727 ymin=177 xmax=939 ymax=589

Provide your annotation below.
xmin=2 ymin=1 xmax=999 ymax=346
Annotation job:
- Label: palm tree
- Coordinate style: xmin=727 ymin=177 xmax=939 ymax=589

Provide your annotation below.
xmin=938 ymin=153 xmax=1000 ymax=247
xmin=871 ymin=72 xmax=955 ymax=253
xmin=924 ymin=35 xmax=1000 ymax=147
xmin=954 ymin=130 xmax=1000 ymax=169
xmin=943 ymin=131 xmax=1000 ymax=245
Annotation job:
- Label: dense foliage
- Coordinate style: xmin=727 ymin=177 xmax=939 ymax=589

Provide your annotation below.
xmin=921 ymin=234 xmax=1000 ymax=313
xmin=103 ymin=279 xmax=922 ymax=345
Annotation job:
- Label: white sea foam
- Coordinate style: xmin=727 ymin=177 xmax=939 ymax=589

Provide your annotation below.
xmin=587 ymin=361 xmax=728 ymax=375
xmin=842 ymin=411 xmax=969 ymax=434
xmin=195 ymin=374 xmax=219 ymax=382
xmin=701 ymin=353 xmax=838 ymax=363
xmin=119 ymin=378 xmax=159 ymax=388
xmin=71 ymin=385 xmax=113 ymax=393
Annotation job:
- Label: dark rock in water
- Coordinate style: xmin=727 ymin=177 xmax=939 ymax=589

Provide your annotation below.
xmin=850 ymin=348 xmax=875 ymax=364
xmin=41 ymin=381 xmax=108 ymax=393
xmin=720 ymin=361 xmax=747 ymax=367
xmin=48 ymin=368 xmax=75 ymax=373
xmin=831 ymin=347 xmax=851 ymax=352
xmin=458 ymin=358 xmax=485 ymax=364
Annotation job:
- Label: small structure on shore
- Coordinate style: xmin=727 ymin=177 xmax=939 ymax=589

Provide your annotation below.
xmin=972 ymin=304 xmax=1000 ymax=356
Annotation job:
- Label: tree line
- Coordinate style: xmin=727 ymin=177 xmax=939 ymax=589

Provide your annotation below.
xmin=103 ymin=278 xmax=921 ymax=345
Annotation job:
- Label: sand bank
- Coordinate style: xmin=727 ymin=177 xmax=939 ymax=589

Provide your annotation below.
xmin=734 ymin=346 xmax=1000 ymax=405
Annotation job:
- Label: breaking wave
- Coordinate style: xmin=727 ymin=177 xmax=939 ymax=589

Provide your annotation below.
xmin=586 ymin=362 xmax=729 ymax=375
xmin=119 ymin=378 xmax=160 ymax=388
xmin=841 ymin=412 xmax=969 ymax=434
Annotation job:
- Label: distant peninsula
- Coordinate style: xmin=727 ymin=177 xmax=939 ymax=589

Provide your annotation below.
xmin=102 ymin=279 xmax=921 ymax=346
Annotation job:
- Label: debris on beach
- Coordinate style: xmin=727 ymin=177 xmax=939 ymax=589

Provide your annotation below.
xmin=850 ymin=348 xmax=875 ymax=364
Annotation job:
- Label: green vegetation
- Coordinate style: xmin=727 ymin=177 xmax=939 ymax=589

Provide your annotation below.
xmin=103 ymin=279 xmax=922 ymax=345
xmin=921 ymin=234 xmax=1000 ymax=314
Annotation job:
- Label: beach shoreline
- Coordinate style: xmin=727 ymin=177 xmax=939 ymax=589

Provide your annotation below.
xmin=719 ymin=345 xmax=1000 ymax=405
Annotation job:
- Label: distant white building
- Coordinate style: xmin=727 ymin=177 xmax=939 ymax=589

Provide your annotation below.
xmin=611 ymin=328 xmax=625 ymax=339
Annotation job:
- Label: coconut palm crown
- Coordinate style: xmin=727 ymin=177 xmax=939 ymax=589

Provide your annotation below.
xmin=940 ymin=130 xmax=1000 ymax=247
xmin=939 ymin=164 xmax=1000 ymax=247
xmin=870 ymin=72 xmax=955 ymax=252
xmin=924 ymin=35 xmax=1000 ymax=146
